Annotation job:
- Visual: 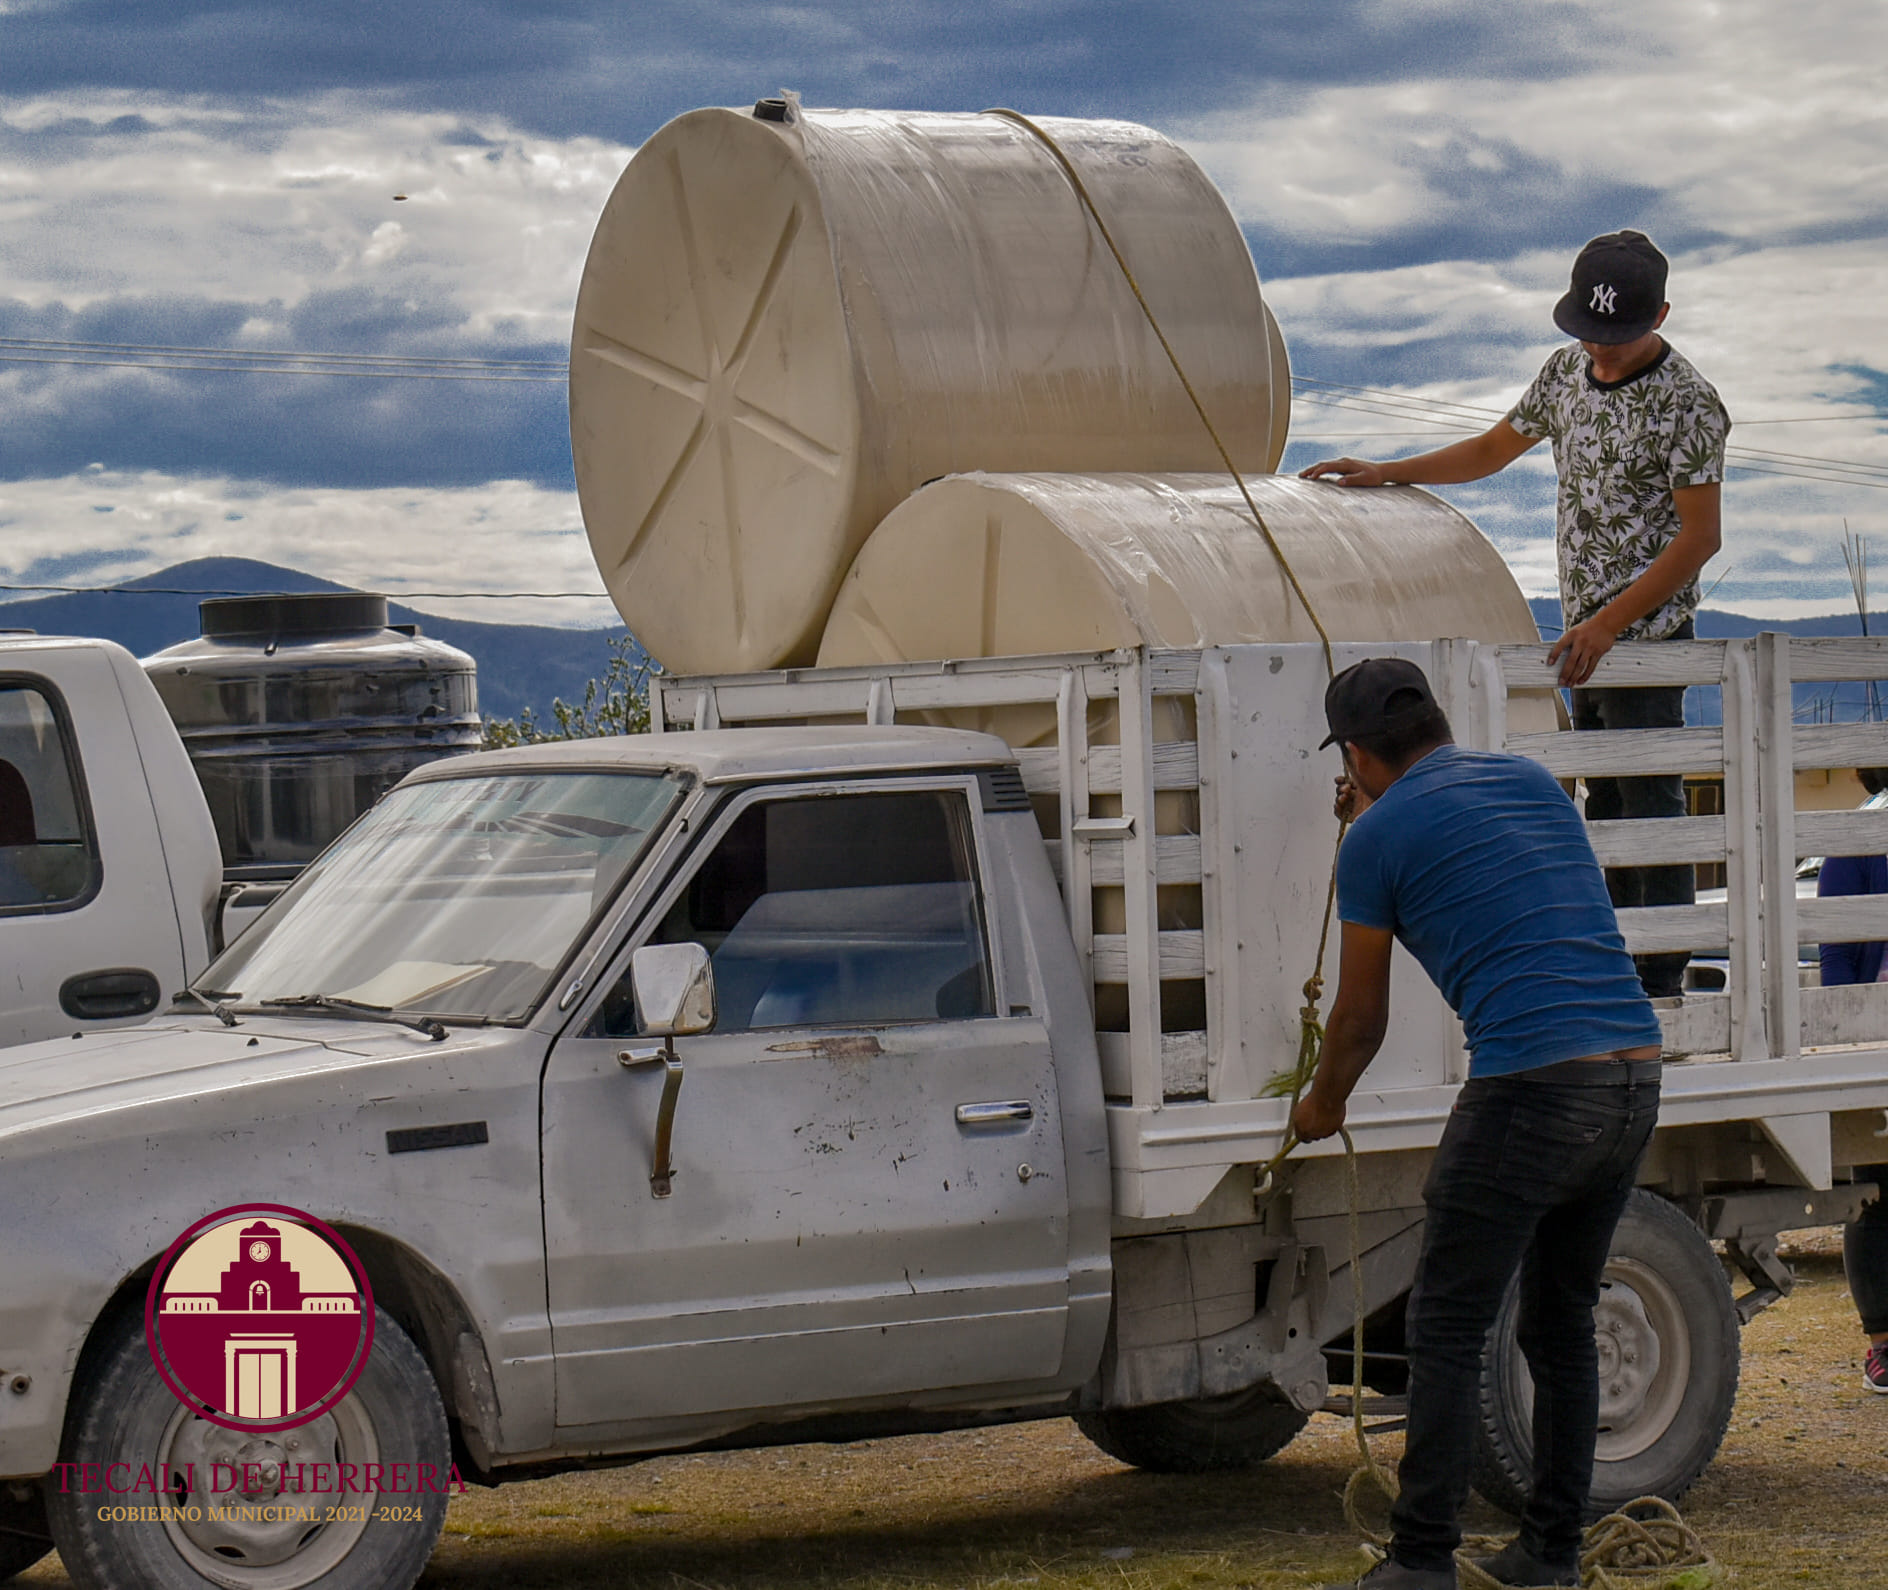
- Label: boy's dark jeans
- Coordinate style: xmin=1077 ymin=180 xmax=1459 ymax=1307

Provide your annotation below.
xmin=1387 ymin=1062 xmax=1661 ymax=1573
xmin=1570 ymin=674 xmax=1693 ymax=1000
xmin=1845 ymin=1162 xmax=1888 ymax=1336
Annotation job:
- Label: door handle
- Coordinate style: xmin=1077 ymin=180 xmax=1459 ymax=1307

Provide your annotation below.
xmin=955 ymin=1100 xmax=1034 ymax=1126
xmin=60 ymin=968 xmax=160 ymax=1022
xmin=619 ymin=1045 xmax=686 ymax=1197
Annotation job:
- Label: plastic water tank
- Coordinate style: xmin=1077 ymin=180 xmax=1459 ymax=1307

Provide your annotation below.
xmin=570 ymin=102 xmax=1286 ymax=676
xmin=143 ymin=592 xmax=481 ymax=877
xmin=817 ymin=471 xmax=1557 ymax=741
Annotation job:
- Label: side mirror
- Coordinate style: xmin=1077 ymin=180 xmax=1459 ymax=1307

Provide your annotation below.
xmin=631 ymin=943 xmax=717 ymax=1037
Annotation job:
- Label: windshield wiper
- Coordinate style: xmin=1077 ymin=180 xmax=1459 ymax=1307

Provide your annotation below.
xmin=173 ymin=987 xmax=241 ymax=1027
xmin=259 ymin=994 xmax=447 ymax=1041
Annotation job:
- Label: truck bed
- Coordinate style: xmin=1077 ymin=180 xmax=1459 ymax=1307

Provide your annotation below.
xmin=657 ymin=638 xmax=1888 ymax=1220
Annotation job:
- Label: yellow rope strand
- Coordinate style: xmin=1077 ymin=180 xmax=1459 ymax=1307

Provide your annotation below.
xmin=985 ymin=109 xmax=1714 ymax=1589
xmin=982 ymin=106 xmax=1335 ymax=678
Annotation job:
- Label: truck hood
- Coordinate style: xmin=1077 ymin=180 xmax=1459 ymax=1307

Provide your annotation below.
xmin=0 ymin=1016 xmax=486 ymax=1145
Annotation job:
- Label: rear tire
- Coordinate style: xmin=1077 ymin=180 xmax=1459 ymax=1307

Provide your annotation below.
xmin=45 ymin=1304 xmax=450 ymax=1590
xmin=1076 ymin=1388 xmax=1309 ymax=1472
xmin=1472 ymin=1188 xmax=1739 ymax=1517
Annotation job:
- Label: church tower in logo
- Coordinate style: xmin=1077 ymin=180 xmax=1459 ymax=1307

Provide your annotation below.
xmin=148 ymin=1207 xmax=372 ymax=1431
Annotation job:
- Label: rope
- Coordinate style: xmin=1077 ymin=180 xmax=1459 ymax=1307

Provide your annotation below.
xmin=986 ymin=108 xmax=1714 ymax=1590
xmin=982 ymin=106 xmax=1335 ymax=678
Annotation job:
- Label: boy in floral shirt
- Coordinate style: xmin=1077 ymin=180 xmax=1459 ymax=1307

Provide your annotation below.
xmin=1301 ymin=231 xmax=1729 ymax=998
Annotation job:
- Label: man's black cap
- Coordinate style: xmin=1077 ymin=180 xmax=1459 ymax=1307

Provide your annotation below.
xmin=1552 ymin=230 xmax=1669 ymax=345
xmin=1320 ymin=658 xmax=1439 ymax=750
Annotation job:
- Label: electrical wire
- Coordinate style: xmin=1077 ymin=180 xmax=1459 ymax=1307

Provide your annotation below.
xmin=0 ymin=582 xmax=608 ymax=600
xmin=1289 ymin=383 xmax=1888 ymax=490
xmin=0 ymin=335 xmax=564 ymax=370
xmin=0 ymin=353 xmax=565 ymax=383
xmin=1 ymin=331 xmax=1883 ymax=482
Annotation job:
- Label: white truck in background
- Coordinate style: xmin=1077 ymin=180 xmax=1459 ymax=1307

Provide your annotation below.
xmin=0 ymin=636 xmax=223 ymax=1047
xmin=6 ymin=634 xmax=1888 ymax=1590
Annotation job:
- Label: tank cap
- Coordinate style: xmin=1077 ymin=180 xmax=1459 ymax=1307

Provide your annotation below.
xmin=752 ymin=97 xmax=792 ymax=123
xmin=199 ymin=591 xmax=390 ymax=639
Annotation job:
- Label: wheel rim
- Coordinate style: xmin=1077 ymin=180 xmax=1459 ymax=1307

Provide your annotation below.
xmin=1498 ymin=1255 xmax=1691 ymax=1466
xmin=156 ymin=1394 xmax=379 ymax=1589
xmin=1593 ymin=1257 xmax=1689 ymax=1462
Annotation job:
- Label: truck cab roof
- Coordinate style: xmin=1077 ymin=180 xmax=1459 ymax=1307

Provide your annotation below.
xmin=401 ymin=724 xmax=1019 ymax=787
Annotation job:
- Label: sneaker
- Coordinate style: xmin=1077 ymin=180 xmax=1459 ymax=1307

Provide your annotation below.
xmin=1321 ymin=1557 xmax=1458 ymax=1589
xmin=1466 ymin=1537 xmax=1577 ymax=1586
xmin=1865 ymin=1342 xmax=1888 ymax=1393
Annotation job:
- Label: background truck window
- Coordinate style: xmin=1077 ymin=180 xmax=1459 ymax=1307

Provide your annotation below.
xmin=0 ymin=681 xmax=99 ymax=912
xmin=636 ymin=788 xmax=996 ymax=1034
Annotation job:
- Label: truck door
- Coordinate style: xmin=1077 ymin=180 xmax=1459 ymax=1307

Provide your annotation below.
xmin=540 ymin=779 xmax=1073 ymax=1431
xmin=0 ymin=658 xmax=183 ymax=1046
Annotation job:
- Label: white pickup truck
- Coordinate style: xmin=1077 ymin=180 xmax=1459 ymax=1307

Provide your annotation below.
xmin=5 ymin=635 xmax=1888 ymax=1590
xmin=0 ymin=636 xmax=222 ymax=1048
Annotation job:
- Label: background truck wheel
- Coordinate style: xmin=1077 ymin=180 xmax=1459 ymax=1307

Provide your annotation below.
xmin=45 ymin=1304 xmax=450 ymax=1590
xmin=1075 ymin=1388 xmax=1309 ymax=1472
xmin=1472 ymin=1188 xmax=1739 ymax=1518
xmin=0 ymin=1485 xmax=51 ymax=1584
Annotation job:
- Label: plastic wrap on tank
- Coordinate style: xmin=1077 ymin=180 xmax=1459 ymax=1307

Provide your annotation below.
xmin=570 ymin=102 xmax=1284 ymax=677
xmin=817 ymin=471 xmax=1557 ymax=743
xmin=143 ymin=593 xmax=482 ymax=878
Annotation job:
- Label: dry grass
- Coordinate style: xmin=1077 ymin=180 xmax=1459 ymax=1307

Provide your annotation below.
xmin=19 ymin=1232 xmax=1885 ymax=1588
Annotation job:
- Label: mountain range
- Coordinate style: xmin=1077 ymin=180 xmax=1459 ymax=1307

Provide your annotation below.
xmin=5 ymin=566 xmax=1882 ymax=731
xmin=1525 ymin=597 xmax=1888 ymax=644
xmin=0 ymin=558 xmax=637 ymax=725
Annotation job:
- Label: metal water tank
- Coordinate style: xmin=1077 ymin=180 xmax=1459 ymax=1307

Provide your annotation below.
xmin=143 ymin=592 xmax=481 ymax=878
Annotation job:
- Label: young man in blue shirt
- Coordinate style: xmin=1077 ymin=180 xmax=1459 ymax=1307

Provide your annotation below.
xmin=1295 ymin=658 xmax=1664 ymax=1590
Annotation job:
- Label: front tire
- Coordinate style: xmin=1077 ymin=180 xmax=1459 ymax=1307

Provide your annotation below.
xmin=1076 ymin=1388 xmax=1309 ymax=1472
xmin=1472 ymin=1189 xmax=1739 ymax=1517
xmin=46 ymin=1305 xmax=450 ymax=1590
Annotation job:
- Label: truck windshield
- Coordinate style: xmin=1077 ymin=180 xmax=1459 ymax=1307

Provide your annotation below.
xmin=200 ymin=770 xmax=682 ymax=1024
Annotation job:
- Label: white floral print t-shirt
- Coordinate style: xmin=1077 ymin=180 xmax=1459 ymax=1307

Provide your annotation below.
xmin=1507 ymin=341 xmax=1730 ymax=640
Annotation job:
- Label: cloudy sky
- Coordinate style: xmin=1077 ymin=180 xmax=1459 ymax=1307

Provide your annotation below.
xmin=1 ymin=0 xmax=1883 ymax=632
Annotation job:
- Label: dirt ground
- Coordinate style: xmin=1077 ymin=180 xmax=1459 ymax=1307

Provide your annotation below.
xmin=19 ymin=1231 xmax=1887 ymax=1589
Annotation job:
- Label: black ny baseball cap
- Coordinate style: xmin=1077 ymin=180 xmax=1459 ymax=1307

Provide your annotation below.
xmin=1319 ymin=658 xmax=1439 ymax=749
xmin=1553 ymin=230 xmax=1669 ymax=345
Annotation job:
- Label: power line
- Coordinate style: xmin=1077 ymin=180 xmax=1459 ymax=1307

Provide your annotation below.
xmin=0 ymin=335 xmax=565 ymax=370
xmin=1289 ymin=381 xmax=1888 ymax=490
xmin=1291 ymin=373 xmax=1888 ymax=435
xmin=1 ymin=328 xmax=1882 ymax=483
xmin=0 ymin=353 xmax=565 ymax=383
xmin=0 ymin=583 xmax=609 ymax=600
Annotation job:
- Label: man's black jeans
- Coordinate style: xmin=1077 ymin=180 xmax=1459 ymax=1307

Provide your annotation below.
xmin=1388 ymin=1062 xmax=1661 ymax=1573
xmin=1571 ymin=663 xmax=1693 ymax=1000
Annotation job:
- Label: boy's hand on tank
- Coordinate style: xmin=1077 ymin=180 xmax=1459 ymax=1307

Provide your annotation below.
xmin=1293 ymin=1090 xmax=1345 ymax=1143
xmin=1298 ymin=456 xmax=1386 ymax=487
xmin=1548 ymin=616 xmax=1621 ymax=686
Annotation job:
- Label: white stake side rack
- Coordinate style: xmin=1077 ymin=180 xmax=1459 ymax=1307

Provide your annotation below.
xmin=656 ymin=637 xmax=1888 ymax=1221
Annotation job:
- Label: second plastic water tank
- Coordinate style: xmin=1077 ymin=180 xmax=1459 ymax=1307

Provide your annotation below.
xmin=143 ymin=592 xmax=482 ymax=877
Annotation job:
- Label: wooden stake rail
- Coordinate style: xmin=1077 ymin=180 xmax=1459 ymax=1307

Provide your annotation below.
xmin=658 ymin=637 xmax=1888 ymax=1219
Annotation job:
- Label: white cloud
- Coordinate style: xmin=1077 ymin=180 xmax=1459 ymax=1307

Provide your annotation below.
xmin=1192 ymin=0 xmax=1888 ymax=616
xmin=0 ymin=470 xmax=615 ymax=628
xmin=0 ymin=94 xmax=633 ymax=341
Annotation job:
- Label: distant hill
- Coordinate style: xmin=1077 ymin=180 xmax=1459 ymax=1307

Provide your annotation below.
xmin=11 ymin=567 xmax=1880 ymax=731
xmin=1525 ymin=597 xmax=1888 ymax=726
xmin=1526 ymin=595 xmax=1888 ymax=643
xmin=0 ymin=558 xmax=636 ymax=725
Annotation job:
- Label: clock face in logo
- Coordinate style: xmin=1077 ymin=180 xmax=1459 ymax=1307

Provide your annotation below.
xmin=147 ymin=1205 xmax=374 ymax=1432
